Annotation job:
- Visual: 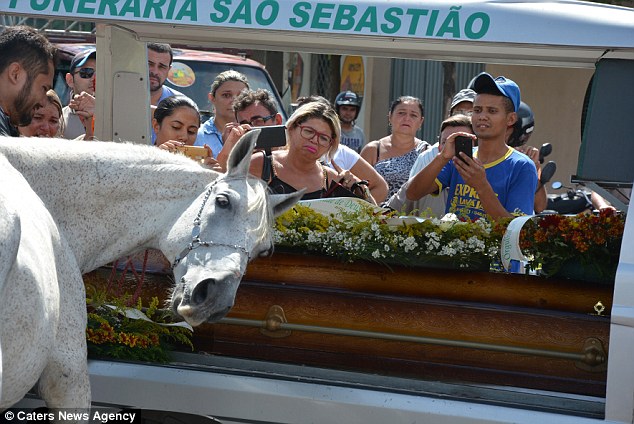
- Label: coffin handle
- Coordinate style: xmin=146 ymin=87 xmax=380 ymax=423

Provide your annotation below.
xmin=260 ymin=305 xmax=292 ymax=338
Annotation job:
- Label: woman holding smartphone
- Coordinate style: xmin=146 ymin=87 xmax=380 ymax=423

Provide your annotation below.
xmin=154 ymin=95 xmax=222 ymax=171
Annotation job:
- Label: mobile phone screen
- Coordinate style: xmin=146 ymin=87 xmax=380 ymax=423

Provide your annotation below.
xmin=454 ymin=136 xmax=473 ymax=162
xmin=254 ymin=125 xmax=287 ymax=150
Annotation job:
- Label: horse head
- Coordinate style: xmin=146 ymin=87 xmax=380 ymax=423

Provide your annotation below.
xmin=168 ymin=130 xmax=302 ymax=326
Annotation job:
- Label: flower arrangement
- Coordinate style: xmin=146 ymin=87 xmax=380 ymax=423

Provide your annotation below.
xmin=85 ymin=286 xmax=193 ymax=363
xmin=274 ymin=203 xmax=626 ymax=283
xmin=519 ymin=209 xmax=626 ymax=282
xmin=274 ymin=203 xmax=504 ymax=270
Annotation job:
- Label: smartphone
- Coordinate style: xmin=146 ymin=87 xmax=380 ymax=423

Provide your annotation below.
xmin=175 ymin=145 xmax=209 ymax=160
xmin=454 ymin=136 xmax=473 ymax=162
xmin=254 ymin=125 xmax=286 ymax=151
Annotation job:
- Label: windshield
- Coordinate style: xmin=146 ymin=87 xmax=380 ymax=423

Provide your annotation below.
xmin=165 ymin=60 xmax=286 ymax=122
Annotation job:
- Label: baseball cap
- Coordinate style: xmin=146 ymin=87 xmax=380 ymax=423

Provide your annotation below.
xmin=471 ymin=72 xmax=521 ymax=112
xmin=450 ymin=88 xmax=476 ymax=111
xmin=69 ymin=48 xmax=96 ymax=73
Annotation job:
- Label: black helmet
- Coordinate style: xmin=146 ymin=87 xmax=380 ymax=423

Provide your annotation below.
xmin=335 ymin=91 xmax=361 ymax=120
xmin=508 ymin=101 xmax=535 ymax=147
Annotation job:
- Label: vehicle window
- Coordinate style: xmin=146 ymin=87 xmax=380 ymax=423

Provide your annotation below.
xmin=51 ymin=46 xmax=286 ymax=123
xmin=165 ymin=60 xmax=286 ymax=122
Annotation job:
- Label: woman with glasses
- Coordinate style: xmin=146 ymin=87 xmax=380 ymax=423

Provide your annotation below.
xmin=250 ymin=101 xmax=350 ymax=200
xmin=360 ymin=96 xmax=430 ymax=199
xmin=19 ymin=89 xmax=65 ymax=138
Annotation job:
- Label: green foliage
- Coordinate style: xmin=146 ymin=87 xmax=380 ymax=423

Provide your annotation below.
xmin=275 ymin=204 xmax=503 ymax=270
xmin=86 ymin=288 xmax=193 ymax=363
xmin=274 ymin=205 xmax=625 ymax=283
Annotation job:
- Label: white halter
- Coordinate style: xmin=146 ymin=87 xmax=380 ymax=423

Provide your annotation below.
xmin=172 ymin=179 xmax=250 ymax=269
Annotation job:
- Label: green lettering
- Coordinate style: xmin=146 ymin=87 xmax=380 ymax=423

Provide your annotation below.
xmin=230 ymin=0 xmax=252 ymax=24
xmin=354 ymin=6 xmax=378 ymax=33
xmin=255 ymin=0 xmax=278 ymax=26
xmin=406 ymin=8 xmax=428 ymax=35
xmin=425 ymin=10 xmax=438 ymax=36
xmin=77 ymin=0 xmax=96 ymax=13
xmin=436 ymin=6 xmax=461 ymax=38
xmin=333 ymin=4 xmax=356 ymax=31
xmin=98 ymin=0 xmax=118 ymax=15
xmin=31 ymin=0 xmax=49 ymax=10
xmin=144 ymin=0 xmax=165 ymax=18
xmin=166 ymin=0 xmax=176 ymax=19
xmin=311 ymin=3 xmax=335 ymax=30
xmin=175 ymin=0 xmax=196 ymax=20
xmin=9 ymin=0 xmax=19 ymax=8
xmin=210 ymin=0 xmax=230 ymax=23
xmin=120 ymin=0 xmax=141 ymax=17
xmin=290 ymin=2 xmax=310 ymax=28
xmin=464 ymin=12 xmax=489 ymax=39
xmin=381 ymin=7 xmax=402 ymax=34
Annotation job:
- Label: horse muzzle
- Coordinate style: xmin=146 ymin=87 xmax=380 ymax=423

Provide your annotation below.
xmin=171 ymin=272 xmax=241 ymax=326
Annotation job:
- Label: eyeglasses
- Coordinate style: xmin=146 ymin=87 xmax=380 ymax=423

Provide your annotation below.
xmin=451 ymin=109 xmax=473 ymax=116
xmin=298 ymin=125 xmax=333 ymax=147
xmin=74 ymin=67 xmax=95 ymax=79
xmin=239 ymin=114 xmax=276 ymax=126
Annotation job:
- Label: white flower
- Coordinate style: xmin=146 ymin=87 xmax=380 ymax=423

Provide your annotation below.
xmin=402 ymin=236 xmax=418 ymax=253
xmin=440 ymin=245 xmax=458 ymax=256
xmin=466 ymin=236 xmax=486 ymax=252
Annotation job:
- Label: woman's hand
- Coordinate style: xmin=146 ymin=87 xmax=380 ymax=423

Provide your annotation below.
xmin=222 ymin=123 xmax=251 ymax=148
xmin=201 ymin=144 xmax=223 ymax=172
xmin=331 ymin=160 xmax=361 ymax=188
xmin=202 ymin=156 xmax=224 ymax=172
xmin=157 ymin=140 xmax=184 ymax=152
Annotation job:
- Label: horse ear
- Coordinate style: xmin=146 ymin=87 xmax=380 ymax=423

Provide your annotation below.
xmin=270 ymin=190 xmax=305 ymax=218
xmin=226 ymin=129 xmax=259 ymax=178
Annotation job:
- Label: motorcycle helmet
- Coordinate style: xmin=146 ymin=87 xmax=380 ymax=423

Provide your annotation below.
xmin=335 ymin=90 xmax=362 ymax=120
xmin=508 ymin=101 xmax=535 ymax=147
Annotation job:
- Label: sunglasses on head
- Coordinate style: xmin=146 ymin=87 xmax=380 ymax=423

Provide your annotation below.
xmin=74 ymin=67 xmax=95 ymax=79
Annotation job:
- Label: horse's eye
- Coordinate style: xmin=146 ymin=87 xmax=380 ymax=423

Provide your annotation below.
xmin=216 ymin=194 xmax=230 ymax=208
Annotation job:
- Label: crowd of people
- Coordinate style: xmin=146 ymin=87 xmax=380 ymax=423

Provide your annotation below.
xmin=0 ymin=24 xmax=623 ymax=218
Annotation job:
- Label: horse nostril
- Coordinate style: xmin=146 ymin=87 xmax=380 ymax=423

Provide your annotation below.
xmin=191 ymin=278 xmax=214 ymax=305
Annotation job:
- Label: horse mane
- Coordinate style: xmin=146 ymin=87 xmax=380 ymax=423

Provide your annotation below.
xmin=246 ymin=175 xmax=276 ymax=246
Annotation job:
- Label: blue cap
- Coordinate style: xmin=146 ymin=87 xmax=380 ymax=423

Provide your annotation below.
xmin=472 ymin=72 xmax=521 ymax=112
xmin=70 ymin=48 xmax=96 ymax=73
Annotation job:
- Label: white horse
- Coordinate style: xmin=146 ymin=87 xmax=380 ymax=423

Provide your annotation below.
xmin=0 ymin=154 xmax=87 ymax=413
xmin=0 ymin=132 xmax=302 ymax=414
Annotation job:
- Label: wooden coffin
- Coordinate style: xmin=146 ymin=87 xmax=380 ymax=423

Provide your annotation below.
xmin=85 ymin=251 xmax=612 ymax=397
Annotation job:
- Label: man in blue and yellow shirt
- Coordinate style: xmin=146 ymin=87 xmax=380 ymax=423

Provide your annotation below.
xmin=406 ymin=72 xmax=537 ymax=220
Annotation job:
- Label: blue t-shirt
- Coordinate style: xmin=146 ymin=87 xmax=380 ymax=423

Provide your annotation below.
xmin=151 ymin=85 xmax=184 ymax=144
xmin=194 ymin=117 xmax=223 ymax=159
xmin=436 ymin=147 xmax=537 ymax=220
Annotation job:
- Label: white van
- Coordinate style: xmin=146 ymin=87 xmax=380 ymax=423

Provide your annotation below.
xmin=5 ymin=1 xmax=634 ymax=423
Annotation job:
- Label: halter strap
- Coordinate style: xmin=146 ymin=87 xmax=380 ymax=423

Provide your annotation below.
xmin=172 ymin=179 xmax=250 ymax=270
